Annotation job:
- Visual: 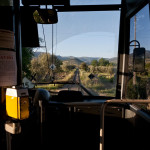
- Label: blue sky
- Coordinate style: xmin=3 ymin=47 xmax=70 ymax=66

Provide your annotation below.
xmin=37 ymin=0 xmax=121 ymax=58
xmin=55 ymin=32 xmax=117 ymax=57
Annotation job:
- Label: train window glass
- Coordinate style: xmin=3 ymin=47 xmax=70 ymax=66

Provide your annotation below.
xmin=70 ymin=0 xmax=121 ymax=5
xmin=126 ymin=4 xmax=150 ymax=111
xmin=32 ymin=11 xmax=120 ymax=97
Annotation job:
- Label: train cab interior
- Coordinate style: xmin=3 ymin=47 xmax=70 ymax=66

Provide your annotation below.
xmin=1 ymin=0 xmax=150 ymax=150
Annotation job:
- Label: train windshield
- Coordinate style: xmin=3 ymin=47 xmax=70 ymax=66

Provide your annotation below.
xmin=30 ymin=10 xmax=120 ymax=97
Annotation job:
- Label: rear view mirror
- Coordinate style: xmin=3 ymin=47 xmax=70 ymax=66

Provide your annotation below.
xmin=33 ymin=9 xmax=58 ymax=24
xmin=133 ymin=48 xmax=145 ymax=72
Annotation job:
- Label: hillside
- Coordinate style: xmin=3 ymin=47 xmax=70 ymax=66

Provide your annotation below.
xmin=33 ymin=50 xmax=150 ymax=65
xmin=56 ymin=55 xmax=100 ymax=64
xmin=64 ymin=57 xmax=83 ymax=65
xmin=56 ymin=55 xmax=70 ymax=61
xmin=34 ymin=52 xmax=100 ymax=63
xmin=108 ymin=57 xmax=117 ymax=64
xmin=78 ymin=57 xmax=100 ymax=64
xmin=33 ymin=52 xmax=118 ymax=64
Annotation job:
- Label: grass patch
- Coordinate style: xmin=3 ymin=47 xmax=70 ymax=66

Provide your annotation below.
xmin=100 ymin=88 xmax=116 ymax=97
xmin=35 ymin=84 xmax=63 ymax=90
xmin=35 ymin=71 xmax=75 ymax=91
xmin=79 ymin=70 xmax=116 ymax=97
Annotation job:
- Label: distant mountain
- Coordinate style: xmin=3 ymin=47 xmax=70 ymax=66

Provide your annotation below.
xmin=57 ymin=55 xmax=100 ymax=64
xmin=33 ymin=52 xmax=117 ymax=64
xmin=107 ymin=50 xmax=150 ymax=64
xmin=56 ymin=55 xmax=70 ymax=61
xmin=65 ymin=57 xmax=83 ymax=65
xmin=78 ymin=57 xmax=100 ymax=64
xmin=108 ymin=57 xmax=117 ymax=64
xmin=33 ymin=50 xmax=150 ymax=66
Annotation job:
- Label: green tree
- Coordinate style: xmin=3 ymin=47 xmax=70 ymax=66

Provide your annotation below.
xmin=66 ymin=65 xmax=76 ymax=71
xmin=30 ymin=53 xmax=62 ymax=82
xmin=145 ymin=62 xmax=150 ymax=69
xmin=80 ymin=62 xmax=88 ymax=71
xmin=91 ymin=60 xmax=98 ymax=67
xmin=99 ymin=58 xmax=110 ymax=66
xmin=61 ymin=61 xmax=76 ymax=72
xmin=22 ymin=47 xmax=34 ymax=78
xmin=54 ymin=56 xmax=63 ymax=72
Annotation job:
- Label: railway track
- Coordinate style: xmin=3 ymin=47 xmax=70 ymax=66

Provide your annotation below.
xmin=60 ymin=68 xmax=93 ymax=96
xmin=73 ymin=68 xmax=81 ymax=84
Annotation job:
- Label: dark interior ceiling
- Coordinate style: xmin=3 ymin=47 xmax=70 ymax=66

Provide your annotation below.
xmin=126 ymin=0 xmax=149 ymax=17
xmin=21 ymin=0 xmax=149 ymax=15
xmin=22 ymin=0 xmax=70 ymax=6
xmin=21 ymin=0 xmax=147 ymax=6
xmin=20 ymin=0 xmax=149 ymax=47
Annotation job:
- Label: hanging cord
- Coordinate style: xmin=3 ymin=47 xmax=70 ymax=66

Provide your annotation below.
xmin=50 ymin=5 xmax=57 ymax=82
xmin=52 ymin=24 xmax=54 ymax=66
xmin=42 ymin=24 xmax=50 ymax=76
xmin=51 ymin=23 xmax=58 ymax=82
xmin=51 ymin=24 xmax=55 ymax=82
xmin=54 ymin=23 xmax=58 ymax=64
xmin=51 ymin=5 xmax=54 ymax=66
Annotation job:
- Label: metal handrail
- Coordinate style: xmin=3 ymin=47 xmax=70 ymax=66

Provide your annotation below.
xmin=100 ymin=99 xmax=150 ymax=150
